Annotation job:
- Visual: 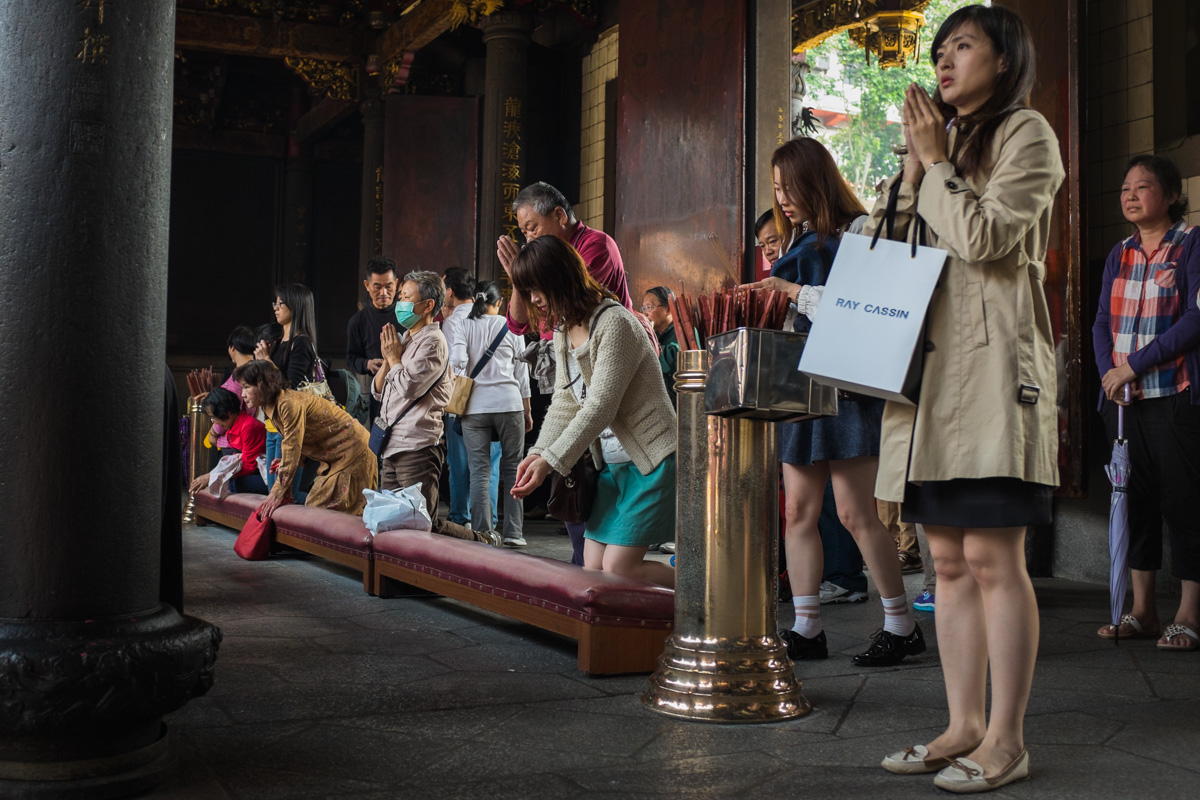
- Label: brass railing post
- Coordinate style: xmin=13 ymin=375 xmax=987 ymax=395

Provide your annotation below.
xmin=642 ymin=349 xmax=811 ymax=722
xmin=182 ymin=395 xmax=210 ymax=524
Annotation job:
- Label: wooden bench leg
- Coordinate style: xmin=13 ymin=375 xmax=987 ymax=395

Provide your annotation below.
xmin=577 ymin=625 xmax=669 ymax=676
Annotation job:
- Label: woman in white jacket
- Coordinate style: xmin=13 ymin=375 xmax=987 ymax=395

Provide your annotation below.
xmin=450 ymin=280 xmax=532 ymax=547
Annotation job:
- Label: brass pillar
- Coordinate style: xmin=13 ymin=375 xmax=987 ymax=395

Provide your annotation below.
xmin=643 ymin=351 xmax=810 ymax=722
xmin=182 ymin=395 xmax=210 ymax=525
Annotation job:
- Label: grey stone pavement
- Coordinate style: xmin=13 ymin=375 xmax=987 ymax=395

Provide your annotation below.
xmin=144 ymin=518 xmax=1200 ymax=800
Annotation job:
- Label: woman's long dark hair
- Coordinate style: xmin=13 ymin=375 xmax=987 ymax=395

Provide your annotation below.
xmin=468 ymin=280 xmax=503 ymax=320
xmin=274 ymin=283 xmax=318 ymax=349
xmin=510 ymin=236 xmax=616 ymax=331
xmin=771 ymin=138 xmax=866 ymax=249
xmin=932 ymin=3 xmax=1035 ymax=178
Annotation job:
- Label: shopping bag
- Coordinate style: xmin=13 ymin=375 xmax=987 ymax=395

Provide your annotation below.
xmin=208 ymin=454 xmax=242 ymax=499
xmin=256 ymin=455 xmax=269 ymax=485
xmin=362 ymin=485 xmax=433 ymax=534
xmin=234 ymin=511 xmax=274 ymax=560
xmin=798 ymin=231 xmax=946 ymax=405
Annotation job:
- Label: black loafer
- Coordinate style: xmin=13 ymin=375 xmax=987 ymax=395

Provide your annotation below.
xmin=779 ymin=629 xmax=828 ymax=660
xmin=851 ymin=624 xmax=926 ymax=667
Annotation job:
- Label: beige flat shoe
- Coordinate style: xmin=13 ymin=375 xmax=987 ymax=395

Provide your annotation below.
xmin=933 ymin=749 xmax=1030 ymax=793
xmin=881 ymin=740 xmax=982 ymax=775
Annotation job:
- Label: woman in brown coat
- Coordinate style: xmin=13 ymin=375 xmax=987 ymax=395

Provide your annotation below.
xmin=234 ymin=360 xmax=378 ymax=518
xmin=870 ymin=5 xmax=1063 ymax=793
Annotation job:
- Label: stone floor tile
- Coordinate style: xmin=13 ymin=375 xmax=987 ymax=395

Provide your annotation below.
xmin=832 ymin=701 xmax=950 ymax=740
xmin=312 ymin=628 xmax=472 ymax=656
xmin=425 ymin=640 xmax=579 ymax=673
xmin=351 ymin=705 xmax=524 ymax=739
xmin=270 ymin=652 xmax=449 ymax=686
xmin=390 ymin=670 xmax=605 ymax=712
xmin=570 ymin=751 xmax=790 ymax=796
xmin=1022 ymin=711 xmax=1124 ymax=745
xmin=766 ymin=726 xmax=948 ymax=769
xmin=216 ymin=615 xmax=363 ymax=639
xmin=633 ymin=722 xmax=836 ymax=762
xmin=485 ymin=706 xmax=665 ymax=758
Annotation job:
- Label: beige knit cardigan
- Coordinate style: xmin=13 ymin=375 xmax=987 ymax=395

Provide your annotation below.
xmin=529 ymin=299 xmax=677 ymax=476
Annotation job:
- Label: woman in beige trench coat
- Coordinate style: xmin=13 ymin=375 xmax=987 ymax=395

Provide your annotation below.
xmin=870 ymin=5 xmax=1063 ymax=794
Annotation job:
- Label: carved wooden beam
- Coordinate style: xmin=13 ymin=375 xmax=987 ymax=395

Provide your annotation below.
xmin=379 ymin=0 xmax=461 ymax=66
xmin=175 ymin=8 xmax=360 ymax=62
xmin=290 ymin=97 xmax=357 ymax=143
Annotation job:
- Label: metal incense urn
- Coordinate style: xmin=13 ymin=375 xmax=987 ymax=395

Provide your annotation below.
xmin=642 ymin=337 xmax=831 ymax=723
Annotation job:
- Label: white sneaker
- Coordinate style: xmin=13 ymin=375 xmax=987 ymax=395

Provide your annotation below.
xmin=502 ymin=536 xmax=527 ymax=548
xmin=818 ymin=580 xmax=868 ymax=604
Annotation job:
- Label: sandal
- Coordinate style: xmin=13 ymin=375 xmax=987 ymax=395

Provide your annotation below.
xmin=1157 ymin=623 xmax=1199 ymax=652
xmin=1097 ymin=613 xmax=1160 ymax=640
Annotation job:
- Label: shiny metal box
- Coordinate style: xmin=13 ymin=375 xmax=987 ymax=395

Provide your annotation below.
xmin=704 ymin=327 xmax=838 ymax=422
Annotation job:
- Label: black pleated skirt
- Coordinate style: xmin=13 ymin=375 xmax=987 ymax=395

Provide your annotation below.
xmin=900 ymin=477 xmax=1053 ymax=528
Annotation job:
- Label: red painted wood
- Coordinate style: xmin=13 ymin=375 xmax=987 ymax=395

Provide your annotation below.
xmin=615 ymin=0 xmax=749 ymax=301
xmin=383 ymin=95 xmax=481 ymax=277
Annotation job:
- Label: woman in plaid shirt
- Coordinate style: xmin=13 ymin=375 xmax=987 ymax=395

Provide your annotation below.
xmin=1092 ymin=154 xmax=1200 ymax=653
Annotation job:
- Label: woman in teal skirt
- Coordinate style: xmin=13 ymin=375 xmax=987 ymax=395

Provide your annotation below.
xmin=509 ymin=235 xmax=677 ymax=587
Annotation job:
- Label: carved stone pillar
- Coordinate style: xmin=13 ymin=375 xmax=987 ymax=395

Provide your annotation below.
xmin=359 ymin=85 xmax=385 ymax=306
xmin=477 ymin=10 xmax=533 ymax=285
xmin=0 ymin=3 xmax=220 ymax=796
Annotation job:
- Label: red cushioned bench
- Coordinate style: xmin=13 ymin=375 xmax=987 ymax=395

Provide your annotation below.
xmin=191 ymin=493 xmax=675 ymax=674
xmin=192 ymin=492 xmax=374 ymax=592
xmin=371 ymin=529 xmax=674 ymax=675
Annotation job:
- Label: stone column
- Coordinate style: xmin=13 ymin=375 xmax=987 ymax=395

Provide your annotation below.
xmin=358 ymin=85 xmax=385 ymax=307
xmin=0 ymin=3 xmax=220 ymax=796
xmin=477 ymin=9 xmax=533 ymax=286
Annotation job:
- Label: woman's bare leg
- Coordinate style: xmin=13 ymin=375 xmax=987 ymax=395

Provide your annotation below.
xmin=781 ymin=461 xmax=830 ymax=599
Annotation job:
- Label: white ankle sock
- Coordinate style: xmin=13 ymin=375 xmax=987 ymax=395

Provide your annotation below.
xmin=791 ymin=595 xmax=823 ymax=638
xmin=882 ymin=593 xmax=916 ymax=636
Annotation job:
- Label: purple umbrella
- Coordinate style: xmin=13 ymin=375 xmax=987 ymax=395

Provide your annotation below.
xmin=1105 ymin=386 xmax=1132 ymax=643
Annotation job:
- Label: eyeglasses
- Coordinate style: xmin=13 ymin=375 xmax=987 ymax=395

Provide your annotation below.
xmin=272 ymin=300 xmax=286 ymax=309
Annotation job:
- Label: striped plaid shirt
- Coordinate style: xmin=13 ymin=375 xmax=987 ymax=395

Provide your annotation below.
xmin=1107 ymin=220 xmax=1195 ymax=398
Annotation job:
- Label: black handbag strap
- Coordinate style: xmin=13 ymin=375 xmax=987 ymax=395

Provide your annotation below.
xmin=468 ymin=325 xmax=511 ymax=379
xmin=376 ymin=362 xmax=449 ymax=436
xmin=869 ymin=177 xmax=930 ymax=258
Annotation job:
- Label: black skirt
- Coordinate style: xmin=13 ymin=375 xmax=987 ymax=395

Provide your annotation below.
xmin=900 ymin=477 xmax=1053 ymax=528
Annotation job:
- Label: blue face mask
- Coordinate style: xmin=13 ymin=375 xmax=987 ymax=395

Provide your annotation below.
xmin=394 ymin=300 xmax=425 ymax=330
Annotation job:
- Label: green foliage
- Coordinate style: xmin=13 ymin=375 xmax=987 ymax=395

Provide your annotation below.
xmin=805 ymin=0 xmax=973 ymax=199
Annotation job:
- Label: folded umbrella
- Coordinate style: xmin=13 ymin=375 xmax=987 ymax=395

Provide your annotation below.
xmin=1105 ymin=386 xmax=1132 ymax=644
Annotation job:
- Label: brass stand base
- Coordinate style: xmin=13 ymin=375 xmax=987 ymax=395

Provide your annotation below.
xmin=181 ymin=492 xmax=196 ymax=525
xmin=642 ymin=633 xmax=812 ymax=723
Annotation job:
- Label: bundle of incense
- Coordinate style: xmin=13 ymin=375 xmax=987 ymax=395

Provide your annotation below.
xmin=185 ymin=367 xmax=214 ymax=398
xmin=676 ymin=286 xmax=791 ymax=346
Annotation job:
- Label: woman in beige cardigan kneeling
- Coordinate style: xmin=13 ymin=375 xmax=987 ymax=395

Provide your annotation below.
xmin=510 ymin=236 xmax=677 ymax=587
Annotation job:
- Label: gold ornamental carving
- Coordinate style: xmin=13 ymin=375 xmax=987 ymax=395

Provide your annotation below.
xmin=449 ymin=0 xmax=505 ymax=30
xmin=285 ymin=57 xmax=359 ymax=101
xmin=793 ymin=0 xmax=929 ymax=69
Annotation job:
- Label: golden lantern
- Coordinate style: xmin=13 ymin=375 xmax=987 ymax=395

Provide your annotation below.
xmin=793 ymin=1 xmax=929 ymax=70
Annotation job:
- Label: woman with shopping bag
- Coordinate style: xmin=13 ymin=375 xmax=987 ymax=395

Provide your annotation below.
xmin=870 ymin=5 xmax=1064 ymax=792
xmin=745 ymin=138 xmax=921 ymax=668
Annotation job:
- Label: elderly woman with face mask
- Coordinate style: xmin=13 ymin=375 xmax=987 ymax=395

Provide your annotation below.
xmin=371 ymin=270 xmax=500 ymax=546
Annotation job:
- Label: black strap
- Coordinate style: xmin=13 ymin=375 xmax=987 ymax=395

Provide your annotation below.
xmin=562 ymin=303 xmax=617 ymax=397
xmin=469 ymin=325 xmax=511 ymax=379
xmin=869 ymin=176 xmax=930 ymax=258
xmin=375 ymin=362 xmax=449 ymax=437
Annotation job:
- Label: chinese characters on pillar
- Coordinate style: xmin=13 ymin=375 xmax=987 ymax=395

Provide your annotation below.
xmin=373 ymin=165 xmax=384 ymax=255
xmin=777 ymin=105 xmax=785 ymax=147
xmin=72 ymin=0 xmax=112 ymax=156
xmin=76 ymin=0 xmax=112 ymax=65
xmin=500 ymin=96 xmax=523 ymax=248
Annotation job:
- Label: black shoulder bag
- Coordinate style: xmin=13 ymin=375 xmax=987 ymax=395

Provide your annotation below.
xmin=369 ymin=363 xmax=449 ymax=456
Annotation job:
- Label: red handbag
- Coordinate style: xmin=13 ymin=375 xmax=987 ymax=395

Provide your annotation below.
xmin=234 ymin=511 xmax=275 ymax=560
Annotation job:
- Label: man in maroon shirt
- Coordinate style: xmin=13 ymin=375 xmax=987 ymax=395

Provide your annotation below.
xmin=496 ymin=181 xmax=631 ymax=338
xmin=496 ymin=182 xmax=632 ymax=566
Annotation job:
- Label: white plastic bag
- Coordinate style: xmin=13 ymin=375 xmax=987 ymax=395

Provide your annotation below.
xmin=208 ymin=454 xmax=242 ymax=499
xmin=362 ymin=484 xmax=432 ymax=535
xmin=256 ymin=455 xmax=269 ymax=486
